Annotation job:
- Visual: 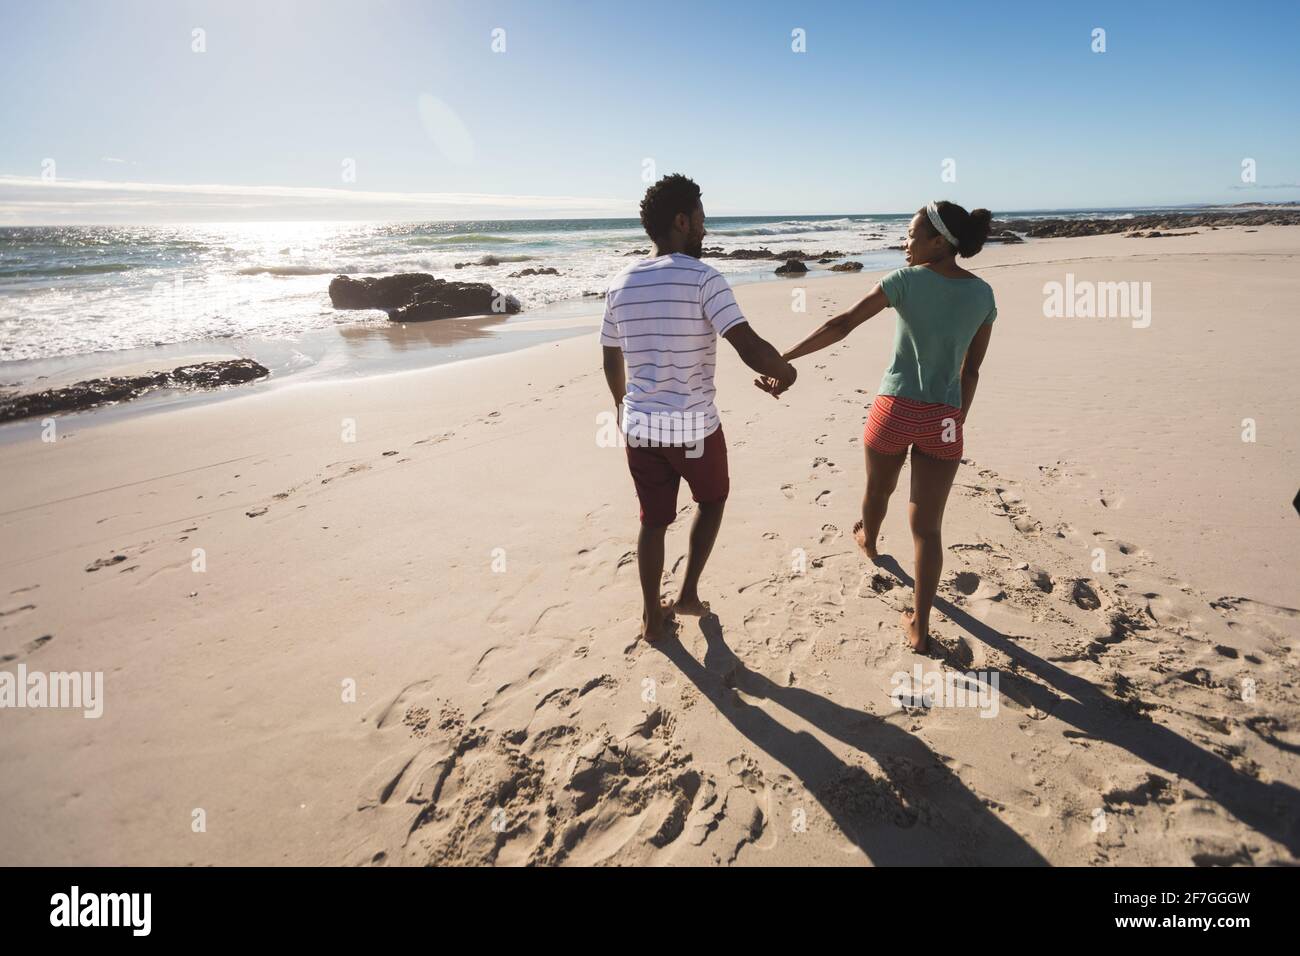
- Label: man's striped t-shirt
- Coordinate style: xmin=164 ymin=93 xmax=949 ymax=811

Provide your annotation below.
xmin=600 ymin=253 xmax=748 ymax=444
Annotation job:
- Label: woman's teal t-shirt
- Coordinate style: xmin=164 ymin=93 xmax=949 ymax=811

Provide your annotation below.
xmin=877 ymin=266 xmax=996 ymax=409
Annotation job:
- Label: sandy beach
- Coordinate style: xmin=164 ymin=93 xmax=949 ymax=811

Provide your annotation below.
xmin=1 ymin=226 xmax=1297 ymax=866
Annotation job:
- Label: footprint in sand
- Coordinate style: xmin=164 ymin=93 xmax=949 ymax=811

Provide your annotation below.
xmin=1090 ymin=531 xmax=1149 ymax=560
xmin=466 ymin=646 xmax=502 ymax=686
xmin=1066 ymin=578 xmax=1104 ymax=611
xmin=85 ymin=554 xmax=128 ymax=572
xmin=357 ymin=695 xmax=703 ymax=865
xmin=321 ymin=462 xmax=370 ymax=485
xmin=0 ymin=634 xmax=52 ymax=663
xmin=814 ymin=490 xmax=832 ymax=507
xmin=1012 ymin=515 xmax=1041 ymax=535
xmin=948 ymin=569 xmax=1006 ymax=604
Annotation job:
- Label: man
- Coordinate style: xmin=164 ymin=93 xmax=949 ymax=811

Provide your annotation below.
xmin=601 ymin=174 xmax=797 ymax=642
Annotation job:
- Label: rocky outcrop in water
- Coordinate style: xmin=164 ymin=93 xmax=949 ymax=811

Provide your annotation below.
xmin=329 ymin=273 xmax=520 ymax=321
xmin=621 ymin=247 xmax=857 ymax=261
xmin=701 ymin=247 xmax=852 ymax=261
xmin=993 ymin=209 xmax=1300 ymax=239
xmin=0 ymin=359 xmax=270 ymax=423
xmin=329 ymin=274 xmax=437 ymax=309
xmin=774 ymin=259 xmax=808 ymax=275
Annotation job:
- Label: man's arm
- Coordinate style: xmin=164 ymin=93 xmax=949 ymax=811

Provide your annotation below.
xmin=959 ymin=322 xmax=993 ymax=417
xmin=723 ymin=323 xmax=797 ymax=396
xmin=780 ymin=284 xmax=889 ymax=362
xmin=602 ymin=345 xmax=626 ymax=413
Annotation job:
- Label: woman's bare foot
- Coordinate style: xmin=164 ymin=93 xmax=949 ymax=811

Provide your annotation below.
xmin=853 ymin=519 xmax=880 ymax=562
xmin=900 ymin=610 xmax=929 ymax=652
xmin=642 ymin=602 xmax=675 ymax=643
xmin=669 ymin=591 xmax=710 ymax=617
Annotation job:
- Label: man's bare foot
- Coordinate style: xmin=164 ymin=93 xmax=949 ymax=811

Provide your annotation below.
xmin=853 ymin=519 xmax=880 ymax=562
xmin=641 ymin=602 xmax=675 ymax=643
xmin=669 ymin=591 xmax=710 ymax=616
xmin=900 ymin=610 xmax=929 ymax=652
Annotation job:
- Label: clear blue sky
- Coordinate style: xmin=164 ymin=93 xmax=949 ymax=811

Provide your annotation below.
xmin=1 ymin=0 xmax=1297 ymax=223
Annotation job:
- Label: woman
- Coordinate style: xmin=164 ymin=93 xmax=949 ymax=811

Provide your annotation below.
xmin=760 ymin=201 xmax=996 ymax=652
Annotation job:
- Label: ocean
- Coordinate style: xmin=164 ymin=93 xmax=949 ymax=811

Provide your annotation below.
xmin=0 ymin=207 xmax=1173 ymax=388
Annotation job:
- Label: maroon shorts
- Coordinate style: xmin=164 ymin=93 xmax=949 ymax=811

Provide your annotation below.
xmin=625 ymin=426 xmax=729 ymax=528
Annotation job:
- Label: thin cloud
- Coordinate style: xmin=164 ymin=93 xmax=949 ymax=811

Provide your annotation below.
xmin=0 ymin=175 xmax=636 ymax=224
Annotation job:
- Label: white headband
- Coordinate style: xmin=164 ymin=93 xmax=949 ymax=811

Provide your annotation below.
xmin=926 ymin=201 xmax=959 ymax=247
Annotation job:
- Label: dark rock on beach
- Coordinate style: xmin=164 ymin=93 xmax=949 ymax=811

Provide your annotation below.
xmin=329 ymin=273 xmax=438 ymax=309
xmin=329 ymin=273 xmax=520 ymax=321
xmin=701 ymin=247 xmax=852 ymax=261
xmin=993 ymin=209 xmax=1300 ymax=239
xmin=774 ymin=259 xmax=808 ymax=275
xmin=702 ymin=247 xmax=776 ymax=260
xmin=830 ymin=261 xmax=864 ymax=271
xmin=0 ymin=359 xmax=270 ymax=423
xmin=508 ymin=267 xmax=559 ymax=278
xmin=389 ymin=283 xmax=521 ymax=322
xmin=625 ymin=247 xmax=858 ymax=262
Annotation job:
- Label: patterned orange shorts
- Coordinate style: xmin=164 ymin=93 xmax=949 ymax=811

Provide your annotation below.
xmin=864 ymin=394 xmax=964 ymax=460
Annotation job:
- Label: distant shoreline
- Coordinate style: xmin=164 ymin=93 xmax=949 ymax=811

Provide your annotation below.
xmin=995 ymin=207 xmax=1300 ymax=238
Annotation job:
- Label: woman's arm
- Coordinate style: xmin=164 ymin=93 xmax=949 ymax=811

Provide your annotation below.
xmin=959 ymin=323 xmax=993 ymax=417
xmin=781 ymin=284 xmax=890 ymax=362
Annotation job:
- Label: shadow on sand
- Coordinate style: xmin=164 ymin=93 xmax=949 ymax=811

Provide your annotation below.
xmin=652 ymin=551 xmax=1300 ymax=863
xmin=653 ymin=614 xmax=1048 ymax=864
xmin=871 ymin=552 xmax=1300 ymax=859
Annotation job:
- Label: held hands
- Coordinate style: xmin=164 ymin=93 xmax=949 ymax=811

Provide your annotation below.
xmin=753 ymin=362 xmax=797 ymax=399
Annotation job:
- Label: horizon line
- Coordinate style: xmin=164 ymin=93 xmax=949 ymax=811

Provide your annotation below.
xmin=1 ymin=173 xmax=1297 ymax=227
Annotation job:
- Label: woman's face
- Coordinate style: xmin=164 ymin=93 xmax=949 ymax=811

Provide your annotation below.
xmin=904 ymin=211 xmax=949 ymax=265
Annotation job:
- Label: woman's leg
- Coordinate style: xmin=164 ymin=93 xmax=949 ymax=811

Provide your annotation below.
xmin=854 ymin=445 xmax=907 ymax=561
xmin=904 ymin=448 xmax=961 ymax=651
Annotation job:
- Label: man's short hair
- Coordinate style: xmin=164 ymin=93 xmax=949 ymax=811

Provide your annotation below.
xmin=640 ymin=174 xmax=701 ymax=244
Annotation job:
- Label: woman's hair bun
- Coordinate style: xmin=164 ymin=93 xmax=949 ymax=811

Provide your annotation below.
xmin=958 ymin=208 xmax=993 ymax=258
xmin=920 ymin=201 xmax=994 ymax=258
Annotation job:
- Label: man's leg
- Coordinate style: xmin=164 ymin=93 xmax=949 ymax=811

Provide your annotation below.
xmin=626 ymin=444 xmax=680 ymax=642
xmin=637 ymin=522 xmax=671 ymax=641
xmin=674 ymin=499 xmax=725 ymax=615
xmin=904 ymin=447 xmax=960 ymax=652
xmin=670 ymin=427 xmax=729 ymax=616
